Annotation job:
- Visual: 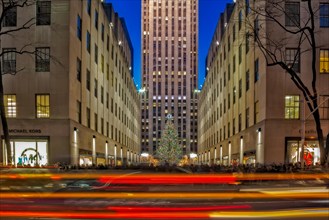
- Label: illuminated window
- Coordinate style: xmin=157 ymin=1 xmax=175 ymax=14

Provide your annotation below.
xmin=36 ymin=94 xmax=50 ymax=118
xmin=320 ymin=49 xmax=329 ymax=73
xmin=4 ymin=94 xmax=16 ymax=118
xmin=285 ymin=95 xmax=300 ymax=119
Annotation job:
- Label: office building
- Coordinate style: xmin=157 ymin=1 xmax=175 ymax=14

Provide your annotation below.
xmin=141 ymin=0 xmax=198 ymax=157
xmin=1 ymin=0 xmax=141 ymax=166
xmin=198 ymin=0 xmax=329 ymax=165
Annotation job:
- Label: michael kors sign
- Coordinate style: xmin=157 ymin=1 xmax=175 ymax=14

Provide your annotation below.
xmin=9 ymin=129 xmax=42 ymax=134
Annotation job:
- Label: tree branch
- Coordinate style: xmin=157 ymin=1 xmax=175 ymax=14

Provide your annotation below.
xmin=0 ymin=17 xmax=35 ymax=36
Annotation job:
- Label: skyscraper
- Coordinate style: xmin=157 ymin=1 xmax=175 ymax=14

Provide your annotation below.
xmin=141 ymin=0 xmax=198 ymax=157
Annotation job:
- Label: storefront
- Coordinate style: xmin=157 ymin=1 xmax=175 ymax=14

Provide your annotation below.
xmin=3 ymin=138 xmax=49 ymax=166
xmin=286 ymin=139 xmax=320 ymax=165
xmin=222 ymin=156 xmax=229 ymax=166
xmin=108 ymin=155 xmax=115 ymax=166
xmin=79 ymin=149 xmax=92 ymax=166
xmin=231 ymin=153 xmax=239 ymax=165
xmin=79 ymin=150 xmax=110 ymax=166
xmin=243 ymin=150 xmax=256 ymax=165
xmin=96 ymin=153 xmax=106 ymax=165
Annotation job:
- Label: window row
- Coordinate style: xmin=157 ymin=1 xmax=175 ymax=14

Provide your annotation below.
xmin=237 ymin=2 xmax=329 ymax=29
xmin=2 ymin=47 xmax=50 ymax=73
xmin=285 ymin=2 xmax=329 ymax=27
xmin=3 ymin=1 xmax=51 ymax=27
xmin=212 ymin=47 xmax=329 ymax=89
xmin=3 ymin=0 xmax=105 ymax=28
xmin=4 ymin=94 xmax=50 ymax=118
xmin=201 ymin=94 xmax=328 ymax=140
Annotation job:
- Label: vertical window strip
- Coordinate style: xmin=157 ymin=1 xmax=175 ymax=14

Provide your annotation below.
xmin=320 ymin=49 xmax=329 ymax=73
xmin=4 ymin=94 xmax=17 ymax=118
xmin=36 ymin=94 xmax=50 ymax=118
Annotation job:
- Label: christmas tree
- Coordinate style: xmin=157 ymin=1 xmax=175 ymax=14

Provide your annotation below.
xmin=156 ymin=114 xmax=183 ymax=165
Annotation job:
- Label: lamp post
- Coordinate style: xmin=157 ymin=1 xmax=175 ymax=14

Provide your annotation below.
xmin=120 ymin=147 xmax=123 ymax=165
xmin=92 ymin=135 xmax=96 ymax=165
xmin=114 ymin=144 xmax=117 ymax=166
xmin=105 ymin=141 xmax=108 ymax=165
xmin=73 ymin=127 xmax=78 ymax=165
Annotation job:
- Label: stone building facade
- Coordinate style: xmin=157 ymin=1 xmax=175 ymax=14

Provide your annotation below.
xmin=1 ymin=0 xmax=141 ymax=166
xmin=198 ymin=0 xmax=329 ymax=165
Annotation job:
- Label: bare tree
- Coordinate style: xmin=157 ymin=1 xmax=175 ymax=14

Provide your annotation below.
xmin=243 ymin=0 xmax=328 ymax=165
xmin=0 ymin=0 xmax=36 ymax=165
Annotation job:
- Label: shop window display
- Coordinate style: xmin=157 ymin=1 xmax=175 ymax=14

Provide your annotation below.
xmin=231 ymin=154 xmax=239 ymax=165
xmin=96 ymin=157 xmax=105 ymax=165
xmin=287 ymin=140 xmax=320 ymax=165
xmin=222 ymin=156 xmax=229 ymax=166
xmin=10 ymin=140 xmax=48 ymax=166
xmin=79 ymin=156 xmax=92 ymax=166
xmin=79 ymin=149 xmax=92 ymax=166
xmin=243 ymin=155 xmax=255 ymax=164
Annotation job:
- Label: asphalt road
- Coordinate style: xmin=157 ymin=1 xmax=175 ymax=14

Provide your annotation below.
xmin=0 ymin=168 xmax=328 ymax=219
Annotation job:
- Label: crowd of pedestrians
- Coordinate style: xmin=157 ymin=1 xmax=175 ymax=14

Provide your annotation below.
xmin=50 ymin=161 xmax=329 ymax=174
xmin=2 ymin=160 xmax=328 ymax=174
xmin=142 ymin=162 xmax=328 ymax=173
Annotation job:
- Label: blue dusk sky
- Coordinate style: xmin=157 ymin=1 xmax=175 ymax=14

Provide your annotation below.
xmin=106 ymin=0 xmax=233 ymax=89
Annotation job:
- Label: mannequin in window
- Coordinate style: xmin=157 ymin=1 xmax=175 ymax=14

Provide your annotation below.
xmin=303 ymin=150 xmax=313 ymax=166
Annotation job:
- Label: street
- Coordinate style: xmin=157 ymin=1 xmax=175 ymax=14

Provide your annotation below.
xmin=0 ymin=168 xmax=328 ymax=219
